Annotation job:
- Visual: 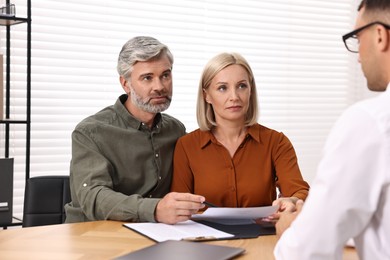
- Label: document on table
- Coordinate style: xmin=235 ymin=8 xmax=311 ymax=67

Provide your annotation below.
xmin=123 ymin=220 xmax=234 ymax=242
xmin=191 ymin=205 xmax=278 ymax=221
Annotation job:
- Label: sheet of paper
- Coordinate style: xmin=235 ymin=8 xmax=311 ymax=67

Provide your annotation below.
xmin=345 ymin=238 xmax=355 ymax=248
xmin=124 ymin=220 xmax=234 ymax=242
xmin=191 ymin=205 xmax=278 ymax=220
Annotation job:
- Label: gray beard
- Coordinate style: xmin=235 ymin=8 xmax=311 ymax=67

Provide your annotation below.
xmin=129 ymin=86 xmax=171 ymax=113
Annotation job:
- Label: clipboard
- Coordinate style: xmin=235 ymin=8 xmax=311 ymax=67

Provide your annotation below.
xmin=123 ymin=220 xmax=235 ymax=242
xmin=123 ymin=218 xmax=275 ymax=243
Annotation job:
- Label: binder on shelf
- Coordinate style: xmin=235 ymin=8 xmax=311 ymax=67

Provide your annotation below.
xmin=0 ymin=158 xmax=14 ymax=225
xmin=0 ymin=54 xmax=3 ymax=120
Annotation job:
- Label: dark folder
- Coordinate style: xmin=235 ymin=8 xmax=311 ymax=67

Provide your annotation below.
xmin=195 ymin=220 xmax=276 ymax=239
xmin=114 ymin=240 xmax=245 ymax=260
xmin=0 ymin=158 xmax=14 ymax=225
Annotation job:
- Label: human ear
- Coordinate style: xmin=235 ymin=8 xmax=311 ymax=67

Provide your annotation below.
xmin=203 ymin=88 xmax=211 ymax=103
xmin=120 ymin=76 xmax=130 ymax=93
xmin=377 ymin=24 xmax=390 ymax=52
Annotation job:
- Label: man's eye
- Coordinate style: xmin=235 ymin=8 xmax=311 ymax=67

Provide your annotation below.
xmin=143 ymin=76 xmax=152 ymax=81
xmin=162 ymin=73 xmax=171 ymax=79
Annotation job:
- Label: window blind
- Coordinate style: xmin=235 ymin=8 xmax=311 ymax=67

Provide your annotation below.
xmin=1 ymin=0 xmax=367 ymax=219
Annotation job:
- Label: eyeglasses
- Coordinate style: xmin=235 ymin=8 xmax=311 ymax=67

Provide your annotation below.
xmin=342 ymin=21 xmax=390 ymax=53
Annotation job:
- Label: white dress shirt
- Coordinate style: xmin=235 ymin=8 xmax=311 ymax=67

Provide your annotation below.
xmin=274 ymin=84 xmax=390 ymax=260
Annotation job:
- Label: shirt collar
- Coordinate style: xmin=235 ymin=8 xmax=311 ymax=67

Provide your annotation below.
xmin=115 ymin=94 xmax=162 ymax=131
xmin=199 ymin=124 xmax=261 ymax=148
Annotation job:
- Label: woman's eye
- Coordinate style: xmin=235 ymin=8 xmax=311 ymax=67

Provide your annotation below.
xmin=217 ymin=85 xmax=227 ymax=91
xmin=238 ymin=83 xmax=248 ymax=89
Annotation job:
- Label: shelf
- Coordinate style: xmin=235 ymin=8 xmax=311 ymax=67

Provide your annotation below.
xmin=1 ymin=0 xmax=31 ymax=229
xmin=0 ymin=15 xmax=28 ymax=26
xmin=0 ymin=119 xmax=28 ymax=124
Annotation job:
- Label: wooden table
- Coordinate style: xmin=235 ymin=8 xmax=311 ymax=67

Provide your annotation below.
xmin=0 ymin=220 xmax=358 ymax=259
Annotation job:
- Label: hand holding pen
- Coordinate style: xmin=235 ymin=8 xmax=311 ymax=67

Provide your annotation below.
xmin=155 ymin=192 xmax=206 ymax=224
xmin=203 ymin=201 xmax=218 ymax=208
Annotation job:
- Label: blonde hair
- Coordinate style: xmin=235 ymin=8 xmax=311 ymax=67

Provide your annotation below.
xmin=196 ymin=52 xmax=259 ymax=131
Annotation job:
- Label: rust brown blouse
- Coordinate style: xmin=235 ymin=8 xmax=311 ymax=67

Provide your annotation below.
xmin=171 ymin=124 xmax=309 ymax=207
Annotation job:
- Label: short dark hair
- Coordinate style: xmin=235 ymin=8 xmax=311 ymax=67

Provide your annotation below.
xmin=358 ymin=0 xmax=390 ymax=24
xmin=359 ymin=0 xmax=390 ymax=11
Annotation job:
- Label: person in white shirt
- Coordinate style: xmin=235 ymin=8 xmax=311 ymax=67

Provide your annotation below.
xmin=273 ymin=0 xmax=390 ymax=259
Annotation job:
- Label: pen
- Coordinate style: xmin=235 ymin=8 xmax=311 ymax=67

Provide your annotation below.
xmin=203 ymin=201 xmax=218 ymax=207
xmin=182 ymin=236 xmax=217 ymax=241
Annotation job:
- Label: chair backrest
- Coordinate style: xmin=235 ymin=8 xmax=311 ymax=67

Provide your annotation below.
xmin=22 ymin=175 xmax=71 ymax=227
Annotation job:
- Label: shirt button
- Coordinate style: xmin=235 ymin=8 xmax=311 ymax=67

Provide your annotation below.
xmin=83 ymin=183 xmax=87 ymax=187
xmin=149 ymin=195 xmax=152 ymax=198
xmin=158 ymin=176 xmax=162 ymax=180
xmin=155 ymin=153 xmax=159 ymax=158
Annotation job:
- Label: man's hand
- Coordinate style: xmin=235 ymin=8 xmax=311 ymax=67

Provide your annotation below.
xmin=262 ymin=197 xmax=299 ymax=222
xmin=275 ymin=199 xmax=304 ymax=238
xmin=273 ymin=197 xmax=300 ymax=213
xmin=155 ymin=192 xmax=206 ymax=224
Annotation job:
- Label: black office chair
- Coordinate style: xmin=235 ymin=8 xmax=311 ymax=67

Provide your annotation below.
xmin=22 ymin=175 xmax=71 ymax=227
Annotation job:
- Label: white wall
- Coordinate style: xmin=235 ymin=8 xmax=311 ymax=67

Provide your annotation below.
xmin=1 ymin=0 xmax=372 ymax=219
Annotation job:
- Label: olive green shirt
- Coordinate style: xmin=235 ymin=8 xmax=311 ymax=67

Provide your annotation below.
xmin=65 ymin=94 xmax=186 ymax=223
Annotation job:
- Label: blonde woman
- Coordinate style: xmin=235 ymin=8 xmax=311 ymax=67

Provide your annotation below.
xmin=171 ymin=52 xmax=309 ymax=215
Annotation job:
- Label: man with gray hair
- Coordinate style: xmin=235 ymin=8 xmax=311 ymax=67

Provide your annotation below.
xmin=65 ymin=36 xmax=205 ymax=224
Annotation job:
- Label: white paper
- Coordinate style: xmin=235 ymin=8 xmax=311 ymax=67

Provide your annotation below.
xmin=124 ymin=220 xmax=234 ymax=242
xmin=345 ymin=238 xmax=355 ymax=248
xmin=191 ymin=205 xmax=278 ymax=220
